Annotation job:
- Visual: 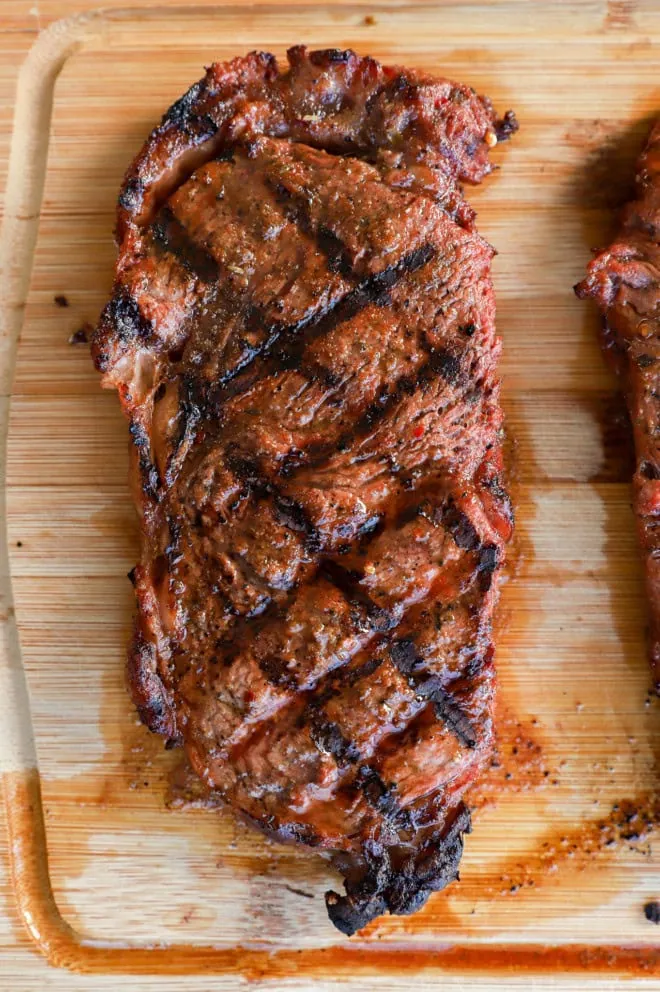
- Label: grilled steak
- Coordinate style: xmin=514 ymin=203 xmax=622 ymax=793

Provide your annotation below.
xmin=93 ymin=47 xmax=516 ymax=934
xmin=576 ymin=121 xmax=660 ymax=692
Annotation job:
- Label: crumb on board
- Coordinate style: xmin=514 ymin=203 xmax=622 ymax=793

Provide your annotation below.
xmin=69 ymin=321 xmax=93 ymax=345
xmin=54 ymin=294 xmax=69 ymax=307
xmin=644 ymin=901 xmax=660 ymax=924
xmin=284 ymin=884 xmax=315 ymax=899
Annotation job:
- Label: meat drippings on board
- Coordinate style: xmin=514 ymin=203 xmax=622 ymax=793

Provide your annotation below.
xmin=92 ymin=46 xmax=517 ymax=934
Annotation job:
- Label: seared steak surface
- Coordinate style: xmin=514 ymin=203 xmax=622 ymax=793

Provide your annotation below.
xmin=576 ymin=121 xmax=660 ymax=692
xmin=93 ymin=47 xmax=516 ymax=934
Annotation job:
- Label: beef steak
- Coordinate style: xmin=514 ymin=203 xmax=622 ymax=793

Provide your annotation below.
xmin=92 ymin=46 xmax=517 ymax=934
xmin=576 ymin=120 xmax=660 ymax=692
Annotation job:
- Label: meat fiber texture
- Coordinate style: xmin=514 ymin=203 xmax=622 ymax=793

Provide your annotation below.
xmin=92 ymin=46 xmax=517 ymax=934
xmin=576 ymin=120 xmax=660 ymax=694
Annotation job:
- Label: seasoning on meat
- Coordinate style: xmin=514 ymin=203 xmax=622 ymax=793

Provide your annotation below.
xmin=576 ymin=120 xmax=660 ymax=692
xmin=92 ymin=46 xmax=517 ymax=934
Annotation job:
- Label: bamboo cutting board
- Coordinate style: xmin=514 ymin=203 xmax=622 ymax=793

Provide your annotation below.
xmin=3 ymin=1 xmax=660 ymax=982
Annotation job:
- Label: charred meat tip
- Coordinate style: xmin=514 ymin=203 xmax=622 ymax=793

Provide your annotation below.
xmin=494 ymin=110 xmax=519 ymax=142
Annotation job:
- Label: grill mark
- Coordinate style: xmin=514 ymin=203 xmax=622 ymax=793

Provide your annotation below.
xmin=337 ymin=653 xmax=385 ymax=689
xmin=358 ymin=345 xmax=465 ymax=425
xmin=228 ymin=489 xmax=479 ymax=737
xmin=476 ymin=542 xmax=500 ymax=592
xmin=354 ymin=766 xmax=399 ymax=816
xmin=297 ymin=648 xmax=390 ymax=767
xmin=245 ymin=567 xmax=393 ymax=692
xmin=129 ymin=418 xmax=160 ymax=498
xmin=396 ymin=494 xmax=447 ymax=529
xmin=309 ymin=711 xmax=361 ymax=765
xmin=308 ymin=653 xmax=387 ymax=713
xmin=189 ymin=503 xmax=280 ymax=616
xmin=442 ymin=499 xmax=481 ymax=550
xmin=210 ymin=242 xmax=437 ymax=406
xmin=225 ymin=451 xmax=322 ymax=552
xmin=317 ymin=225 xmax=355 ymax=278
xmin=152 ymin=205 xmax=220 ymax=283
xmin=288 ymin=343 xmax=465 ymax=476
xmin=163 ymin=374 xmax=205 ymax=484
xmin=106 ymin=289 xmax=153 ymax=346
xmin=320 ymin=560 xmax=397 ymax=634
xmin=271 ymin=242 xmax=435 ymax=364
xmin=160 ymin=241 xmax=438 ymax=465
xmin=342 ymin=513 xmax=384 ymax=547
xmin=258 ymin=652 xmax=298 ymax=689
xmin=269 ymin=179 xmax=356 ymax=278
xmin=416 ymin=682 xmax=477 ymax=748
xmin=189 ymin=468 xmax=395 ymax=701
xmin=272 ymin=493 xmax=322 ymax=551
xmin=390 ymin=636 xmax=477 ymax=748
xmin=241 ymin=559 xmax=397 ymax=695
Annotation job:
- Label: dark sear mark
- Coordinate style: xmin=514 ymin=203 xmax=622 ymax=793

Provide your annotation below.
xmin=317 ymin=225 xmax=356 ymax=278
xmin=320 ymin=560 xmax=397 ymax=633
xmin=225 ymin=450 xmax=323 ymax=552
xmin=217 ymin=242 xmax=437 ymax=402
xmin=641 ymin=460 xmax=660 ymax=481
xmin=103 ymin=289 xmax=154 ymax=350
xmin=442 ymin=499 xmax=481 ymax=550
xmin=292 ymin=341 xmax=467 ymax=475
xmin=152 ymin=205 xmax=220 ymax=283
xmin=354 ymin=766 xmax=399 ymax=816
xmin=478 ymin=542 xmax=500 ymax=578
xmin=160 ymin=374 xmax=205 ymax=484
xmin=269 ymin=178 xmax=357 ymax=278
xmin=309 ymin=712 xmax=361 ymax=765
xmin=419 ymin=681 xmax=478 ymax=749
xmin=129 ymin=418 xmax=160 ymax=498
xmin=389 ymin=635 xmax=480 ymax=749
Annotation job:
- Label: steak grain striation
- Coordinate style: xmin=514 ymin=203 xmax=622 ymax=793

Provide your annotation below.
xmin=93 ymin=46 xmax=517 ymax=934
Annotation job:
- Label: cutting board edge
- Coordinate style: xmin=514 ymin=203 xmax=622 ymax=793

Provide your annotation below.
xmin=1 ymin=3 xmax=659 ymax=979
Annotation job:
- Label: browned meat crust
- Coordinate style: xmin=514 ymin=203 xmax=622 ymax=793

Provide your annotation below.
xmin=576 ymin=121 xmax=660 ymax=692
xmin=92 ymin=46 xmax=517 ymax=934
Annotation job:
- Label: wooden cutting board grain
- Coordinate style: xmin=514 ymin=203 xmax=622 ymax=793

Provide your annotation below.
xmin=2 ymin=1 xmax=660 ymax=986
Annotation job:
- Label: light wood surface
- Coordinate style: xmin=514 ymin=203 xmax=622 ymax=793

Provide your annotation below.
xmin=3 ymin=1 xmax=660 ymax=988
